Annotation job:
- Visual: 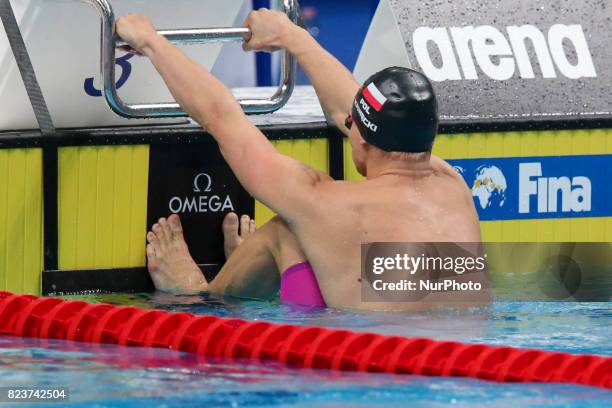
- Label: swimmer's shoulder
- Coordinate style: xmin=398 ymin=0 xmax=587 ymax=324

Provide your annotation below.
xmin=430 ymin=155 xmax=458 ymax=176
xmin=310 ymin=178 xmax=364 ymax=205
xmin=430 ymin=155 xmax=467 ymax=185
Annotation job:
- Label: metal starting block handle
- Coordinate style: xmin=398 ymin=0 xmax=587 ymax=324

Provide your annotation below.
xmin=86 ymin=0 xmax=298 ymax=118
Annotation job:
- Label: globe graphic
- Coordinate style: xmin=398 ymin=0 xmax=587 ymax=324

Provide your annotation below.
xmin=453 ymin=165 xmax=465 ymax=177
xmin=472 ymin=165 xmax=507 ymax=209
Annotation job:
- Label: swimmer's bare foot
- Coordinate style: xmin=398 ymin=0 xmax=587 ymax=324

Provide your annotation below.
xmin=223 ymin=212 xmax=256 ymax=259
xmin=146 ymin=214 xmax=207 ymax=292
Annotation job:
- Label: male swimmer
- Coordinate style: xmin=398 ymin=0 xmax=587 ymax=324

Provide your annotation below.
xmin=116 ymin=9 xmax=481 ymax=310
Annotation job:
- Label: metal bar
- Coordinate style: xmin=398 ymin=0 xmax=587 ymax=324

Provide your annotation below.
xmin=116 ymin=27 xmax=252 ymax=47
xmin=1 ymin=0 xmax=60 ymax=273
xmin=85 ymin=0 xmax=298 ymax=118
xmin=0 ymin=0 xmax=55 ymax=133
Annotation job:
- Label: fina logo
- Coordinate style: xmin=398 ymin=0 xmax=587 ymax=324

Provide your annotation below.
xmin=169 ymin=172 xmax=235 ymax=214
xmin=519 ymin=163 xmax=591 ymax=214
xmin=412 ymin=24 xmax=597 ymax=81
xmin=471 ymin=165 xmax=507 ymax=210
xmin=470 ymin=162 xmax=592 ymax=214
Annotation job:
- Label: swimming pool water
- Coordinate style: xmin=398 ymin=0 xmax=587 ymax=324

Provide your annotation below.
xmin=0 ymin=295 xmax=610 ymax=407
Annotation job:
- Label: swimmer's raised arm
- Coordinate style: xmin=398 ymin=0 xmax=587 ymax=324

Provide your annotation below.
xmin=243 ymin=9 xmax=360 ymax=136
xmin=116 ymin=15 xmax=329 ymax=220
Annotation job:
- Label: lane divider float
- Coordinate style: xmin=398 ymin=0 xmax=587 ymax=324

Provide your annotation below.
xmin=0 ymin=292 xmax=609 ymax=389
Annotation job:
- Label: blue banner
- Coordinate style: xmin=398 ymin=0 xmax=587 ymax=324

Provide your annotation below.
xmin=448 ymin=155 xmax=612 ymax=221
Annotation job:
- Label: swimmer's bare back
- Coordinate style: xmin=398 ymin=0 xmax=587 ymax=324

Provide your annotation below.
xmin=290 ymin=156 xmax=481 ymax=309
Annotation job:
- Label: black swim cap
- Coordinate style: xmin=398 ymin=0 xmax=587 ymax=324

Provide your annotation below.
xmin=352 ymin=67 xmax=438 ymax=153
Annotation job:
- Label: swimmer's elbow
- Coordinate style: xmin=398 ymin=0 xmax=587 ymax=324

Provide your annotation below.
xmin=192 ymin=88 xmax=243 ymax=132
xmin=251 ymin=157 xmax=325 ymax=212
xmin=331 ymin=112 xmax=351 ymax=136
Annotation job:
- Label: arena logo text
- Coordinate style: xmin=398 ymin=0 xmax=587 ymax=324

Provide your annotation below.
xmin=412 ymin=24 xmax=597 ymax=81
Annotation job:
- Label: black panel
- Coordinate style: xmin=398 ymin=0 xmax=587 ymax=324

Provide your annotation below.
xmin=329 ymin=127 xmax=345 ymax=180
xmin=42 ymin=264 xmax=222 ymax=295
xmin=42 ymin=146 xmax=58 ymax=271
xmin=43 ymin=267 xmax=155 ymax=295
xmin=147 ymin=139 xmax=254 ymax=266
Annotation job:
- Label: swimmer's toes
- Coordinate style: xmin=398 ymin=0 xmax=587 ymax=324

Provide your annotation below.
xmin=146 ymin=231 xmax=157 ymax=244
xmin=168 ymin=214 xmax=184 ymax=239
xmin=158 ymin=217 xmax=173 ymax=243
xmin=146 ymin=244 xmax=158 ymax=271
xmin=223 ymin=212 xmax=239 ymax=238
xmin=240 ymin=215 xmax=251 ymax=239
xmin=223 ymin=212 xmax=240 ymax=258
xmin=151 ymin=224 xmax=166 ymax=250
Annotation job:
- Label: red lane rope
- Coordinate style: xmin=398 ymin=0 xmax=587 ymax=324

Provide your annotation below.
xmin=0 ymin=292 xmax=609 ymax=389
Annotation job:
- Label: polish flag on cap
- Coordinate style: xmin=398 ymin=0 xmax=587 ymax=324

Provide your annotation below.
xmin=362 ymin=83 xmax=387 ymax=112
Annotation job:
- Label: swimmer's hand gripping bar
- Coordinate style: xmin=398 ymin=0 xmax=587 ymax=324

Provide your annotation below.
xmin=115 ymin=28 xmax=253 ymax=48
xmin=86 ymin=0 xmax=298 ymax=118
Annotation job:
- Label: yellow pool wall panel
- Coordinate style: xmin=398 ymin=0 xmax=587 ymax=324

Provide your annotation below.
xmin=1 ymin=129 xmax=610 ymax=295
xmin=343 ymin=129 xmax=612 ymax=242
xmin=58 ymin=145 xmax=149 ymax=270
xmin=255 ymin=139 xmax=330 ymax=227
xmin=0 ymin=148 xmax=43 ymax=294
